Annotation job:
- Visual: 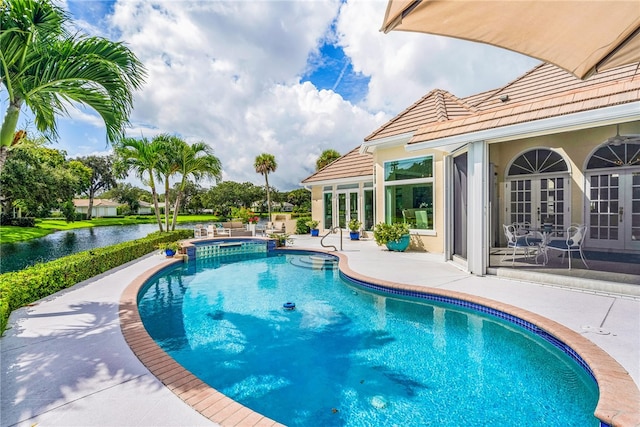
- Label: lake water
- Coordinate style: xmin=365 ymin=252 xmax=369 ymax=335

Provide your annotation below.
xmin=0 ymin=223 xmax=189 ymax=273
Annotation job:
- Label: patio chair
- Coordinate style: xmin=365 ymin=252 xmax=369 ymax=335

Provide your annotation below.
xmin=501 ymin=224 xmax=535 ymax=265
xmin=512 ymin=221 xmax=531 ymax=236
xmin=266 ymin=221 xmax=285 ymax=235
xmin=545 ymin=225 xmax=589 ymax=270
xmin=208 ymin=223 xmax=230 ymax=237
xmin=415 ymin=210 xmax=429 ymax=229
xmin=194 ymin=224 xmax=206 ymax=238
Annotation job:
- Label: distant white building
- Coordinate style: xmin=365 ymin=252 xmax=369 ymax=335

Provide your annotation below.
xmin=136 ymin=201 xmax=153 ymax=215
xmin=73 ymin=199 xmax=120 ymax=217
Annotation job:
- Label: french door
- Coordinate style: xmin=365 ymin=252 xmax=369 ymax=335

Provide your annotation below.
xmin=586 ymin=169 xmax=640 ymax=250
xmin=505 ymin=175 xmax=569 ymax=231
xmin=337 ymin=191 xmax=358 ymax=229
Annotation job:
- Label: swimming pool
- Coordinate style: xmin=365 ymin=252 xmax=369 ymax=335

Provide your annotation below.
xmin=137 ymin=249 xmax=599 ymax=426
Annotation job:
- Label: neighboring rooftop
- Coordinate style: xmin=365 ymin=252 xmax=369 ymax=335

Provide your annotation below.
xmin=73 ymin=198 xmax=120 ymax=207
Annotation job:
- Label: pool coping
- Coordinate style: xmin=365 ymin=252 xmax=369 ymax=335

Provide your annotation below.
xmin=119 ymin=248 xmax=640 ymax=427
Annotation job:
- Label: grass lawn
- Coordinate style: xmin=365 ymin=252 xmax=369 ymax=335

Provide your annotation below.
xmin=0 ymin=215 xmax=221 ymax=244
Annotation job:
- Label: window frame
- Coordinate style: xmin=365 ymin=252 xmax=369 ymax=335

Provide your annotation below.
xmin=383 ymin=155 xmax=435 ymax=235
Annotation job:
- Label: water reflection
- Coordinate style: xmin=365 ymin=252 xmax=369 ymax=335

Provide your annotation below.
xmin=0 ymin=223 xmax=193 ymax=273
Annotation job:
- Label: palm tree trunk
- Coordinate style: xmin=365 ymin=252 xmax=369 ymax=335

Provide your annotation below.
xmin=0 ymin=103 xmax=21 ymax=176
xmin=164 ymin=177 xmax=170 ymax=232
xmin=171 ymin=196 xmax=181 ymax=231
xmin=171 ymin=179 xmax=186 ymax=231
xmin=265 ymin=172 xmax=271 ymax=221
xmin=148 ymin=172 xmax=163 ymax=232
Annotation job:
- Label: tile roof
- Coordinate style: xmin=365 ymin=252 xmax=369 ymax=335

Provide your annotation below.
xmin=365 ymin=89 xmax=478 ymax=141
xmin=301 ymin=62 xmax=640 ymax=183
xmin=410 ymin=62 xmax=640 ymax=144
xmin=301 ymin=146 xmax=373 ymax=184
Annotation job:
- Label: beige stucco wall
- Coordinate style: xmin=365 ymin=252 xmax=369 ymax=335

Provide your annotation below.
xmin=373 ymin=145 xmax=444 ymax=253
xmin=309 ymin=185 xmax=325 ymax=231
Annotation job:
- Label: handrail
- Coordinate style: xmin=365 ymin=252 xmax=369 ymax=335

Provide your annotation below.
xmin=320 ymin=226 xmax=343 ymax=251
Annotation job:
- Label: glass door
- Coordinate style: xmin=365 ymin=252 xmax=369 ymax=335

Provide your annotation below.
xmin=337 ymin=190 xmax=359 ymax=229
xmin=337 ymin=193 xmax=347 ymax=229
xmin=587 ymin=170 xmax=640 ymax=250
xmin=506 ymin=176 xmax=567 ymax=232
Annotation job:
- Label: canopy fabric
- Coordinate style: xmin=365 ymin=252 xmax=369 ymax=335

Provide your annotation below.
xmin=381 ymin=0 xmax=640 ymax=80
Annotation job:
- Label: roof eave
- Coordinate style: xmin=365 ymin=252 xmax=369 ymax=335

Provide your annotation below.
xmin=405 ymin=101 xmax=640 ymax=152
xmin=360 ymin=131 xmax=414 ymax=154
xmin=300 ymin=175 xmax=374 ymax=187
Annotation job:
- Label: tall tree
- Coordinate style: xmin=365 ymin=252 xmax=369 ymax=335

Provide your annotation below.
xmin=0 ymin=137 xmax=90 ymax=216
xmin=170 ymin=140 xmax=222 ymax=230
xmin=0 ymin=0 xmax=146 ymax=175
xmin=77 ymin=155 xmax=117 ymax=220
xmin=114 ymin=137 xmax=164 ymax=231
xmin=316 ymin=149 xmax=341 ymax=170
xmin=254 ymin=153 xmax=277 ymax=220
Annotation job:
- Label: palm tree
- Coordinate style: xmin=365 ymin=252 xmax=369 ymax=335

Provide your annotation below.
xmin=316 ymin=149 xmax=341 ymax=170
xmin=170 ymin=140 xmax=222 ymax=230
xmin=254 ymin=153 xmax=278 ymax=220
xmin=154 ymin=134 xmax=182 ymax=232
xmin=114 ymin=137 xmax=164 ymax=232
xmin=0 ymin=0 xmax=146 ymax=174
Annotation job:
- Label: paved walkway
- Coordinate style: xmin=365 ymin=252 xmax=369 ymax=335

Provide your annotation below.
xmin=1 ymin=235 xmax=639 ymax=426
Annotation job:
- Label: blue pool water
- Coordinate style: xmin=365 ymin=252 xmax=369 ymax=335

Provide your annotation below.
xmin=138 ymin=251 xmax=599 ymax=426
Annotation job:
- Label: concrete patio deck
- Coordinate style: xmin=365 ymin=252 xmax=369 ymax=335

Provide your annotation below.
xmin=1 ymin=234 xmax=639 ymax=426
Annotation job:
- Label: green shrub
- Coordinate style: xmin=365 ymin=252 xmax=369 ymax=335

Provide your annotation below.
xmin=0 ymin=229 xmax=192 ymax=333
xmin=296 ymin=217 xmax=312 ymax=234
xmin=11 ymin=217 xmax=36 ymax=227
xmin=373 ymin=222 xmax=410 ymax=246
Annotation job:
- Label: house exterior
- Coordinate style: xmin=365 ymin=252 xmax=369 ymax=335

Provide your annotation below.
xmin=73 ymin=199 xmax=120 ymax=217
xmin=302 ymin=146 xmax=375 ymax=231
xmin=136 ymin=201 xmax=153 ymax=215
xmin=302 ymin=62 xmax=640 ymax=275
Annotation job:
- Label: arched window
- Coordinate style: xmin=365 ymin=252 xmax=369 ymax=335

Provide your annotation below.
xmin=508 ymin=148 xmax=568 ymax=176
xmin=586 ymin=143 xmax=640 ymax=169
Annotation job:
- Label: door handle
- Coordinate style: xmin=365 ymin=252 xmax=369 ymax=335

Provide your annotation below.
xmin=619 ymin=206 xmax=623 ymax=223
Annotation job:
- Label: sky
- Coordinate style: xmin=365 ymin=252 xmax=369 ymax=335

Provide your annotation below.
xmin=6 ymin=0 xmax=540 ymax=191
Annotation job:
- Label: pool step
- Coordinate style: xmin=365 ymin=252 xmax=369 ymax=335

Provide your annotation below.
xmin=290 ymin=254 xmax=338 ymax=270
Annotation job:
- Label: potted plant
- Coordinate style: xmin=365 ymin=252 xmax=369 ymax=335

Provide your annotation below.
xmin=157 ymin=241 xmax=181 ymax=257
xmin=348 ymin=218 xmax=362 ymax=240
xmin=306 ymin=220 xmax=320 ymax=237
xmin=269 ymin=232 xmax=292 ymax=247
xmin=373 ymin=222 xmax=411 ymax=251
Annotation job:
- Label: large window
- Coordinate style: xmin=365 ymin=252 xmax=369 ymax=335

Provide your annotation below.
xmin=384 ymin=156 xmax=434 ymax=230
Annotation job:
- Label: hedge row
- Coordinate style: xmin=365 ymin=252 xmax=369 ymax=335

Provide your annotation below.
xmin=0 ymin=215 xmax=36 ymax=227
xmin=0 ymin=229 xmax=193 ymax=333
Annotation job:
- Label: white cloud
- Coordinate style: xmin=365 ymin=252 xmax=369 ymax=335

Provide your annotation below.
xmin=336 ymin=0 xmax=540 ymax=113
xmin=50 ymin=0 xmax=539 ymax=191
